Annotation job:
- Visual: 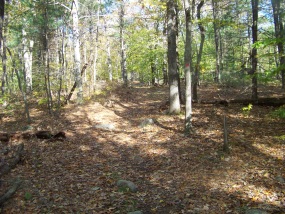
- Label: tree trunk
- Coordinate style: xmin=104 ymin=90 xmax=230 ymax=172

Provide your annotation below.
xmin=1 ymin=8 xmax=7 ymax=95
xmin=271 ymin=0 xmax=285 ymax=89
xmin=120 ymin=0 xmax=128 ymax=86
xmin=167 ymin=0 xmax=180 ymax=114
xmin=212 ymin=0 xmax=221 ymax=83
xmin=7 ymin=48 xmax=31 ymax=123
xmin=251 ymin=0 xmax=258 ymax=100
xmin=183 ymin=0 xmax=193 ymax=134
xmin=72 ymin=0 xmax=82 ymax=103
xmin=22 ymin=27 xmax=34 ymax=95
xmin=193 ymin=0 xmax=205 ymax=101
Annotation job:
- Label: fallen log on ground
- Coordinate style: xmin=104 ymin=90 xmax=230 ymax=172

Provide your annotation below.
xmin=196 ymin=97 xmax=285 ymax=107
xmin=0 ymin=131 xmax=66 ymax=143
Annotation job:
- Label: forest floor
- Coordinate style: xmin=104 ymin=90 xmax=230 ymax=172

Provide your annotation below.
xmin=0 ymin=82 xmax=285 ymax=214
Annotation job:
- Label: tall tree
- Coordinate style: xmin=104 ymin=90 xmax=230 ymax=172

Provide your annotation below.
xmin=212 ymin=0 xmax=221 ymax=83
xmin=183 ymin=0 xmax=193 ymax=134
xmin=72 ymin=0 xmax=83 ymax=103
xmin=271 ymin=0 xmax=285 ymax=89
xmin=167 ymin=0 xmax=180 ymax=114
xmin=193 ymin=0 xmax=205 ymax=101
xmin=251 ymin=0 xmax=258 ymax=100
xmin=119 ymin=0 xmax=128 ymax=86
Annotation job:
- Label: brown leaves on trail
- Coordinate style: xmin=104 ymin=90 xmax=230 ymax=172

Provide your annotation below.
xmin=0 ymin=84 xmax=284 ymax=213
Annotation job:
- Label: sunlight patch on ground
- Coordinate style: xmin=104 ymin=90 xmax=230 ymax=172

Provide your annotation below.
xmin=252 ymin=141 xmax=284 ymax=160
xmin=145 ymin=148 xmax=169 ymax=156
xmin=79 ymin=145 xmax=91 ymax=151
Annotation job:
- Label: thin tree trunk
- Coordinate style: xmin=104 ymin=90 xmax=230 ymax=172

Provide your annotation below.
xmin=7 ymin=48 xmax=31 ymax=123
xmin=193 ymin=0 xmax=205 ymax=101
xmin=1 ymin=8 xmax=7 ymax=95
xmin=212 ymin=0 xmax=221 ymax=83
xmin=22 ymin=27 xmax=33 ymax=95
xmin=104 ymin=20 xmax=112 ymax=81
xmin=93 ymin=0 xmax=100 ymax=89
xmin=183 ymin=0 xmax=193 ymax=135
xmin=167 ymin=0 xmax=180 ymax=114
xmin=72 ymin=0 xmax=82 ymax=103
xmin=119 ymin=0 xmax=127 ymax=86
xmin=271 ymin=0 xmax=285 ymax=89
xmin=251 ymin=0 xmax=258 ymax=100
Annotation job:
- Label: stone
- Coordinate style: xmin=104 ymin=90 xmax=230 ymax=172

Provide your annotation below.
xmin=140 ymin=118 xmax=155 ymax=127
xmin=116 ymin=180 xmax=138 ymax=192
xmin=94 ymin=123 xmax=116 ymax=131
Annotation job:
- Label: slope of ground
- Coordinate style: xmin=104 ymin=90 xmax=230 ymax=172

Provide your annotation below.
xmin=0 ymin=84 xmax=284 ymax=214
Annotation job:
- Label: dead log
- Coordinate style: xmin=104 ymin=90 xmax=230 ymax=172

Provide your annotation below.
xmin=0 ymin=177 xmax=22 ymax=206
xmin=197 ymin=97 xmax=285 ymax=107
xmin=0 ymin=144 xmax=24 ymax=177
xmin=1 ymin=131 xmax=66 ymax=143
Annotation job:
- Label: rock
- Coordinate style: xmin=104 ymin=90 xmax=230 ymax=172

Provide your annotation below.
xmin=23 ymin=125 xmax=33 ymax=131
xmin=276 ymin=175 xmax=285 ymax=183
xmin=140 ymin=118 xmax=155 ymax=128
xmin=94 ymin=124 xmax=116 ymax=131
xmin=116 ymin=180 xmax=138 ymax=192
xmin=128 ymin=211 xmax=143 ymax=214
xmin=245 ymin=208 xmax=268 ymax=214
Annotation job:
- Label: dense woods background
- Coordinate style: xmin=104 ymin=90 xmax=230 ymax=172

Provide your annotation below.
xmin=0 ymin=0 xmax=284 ymax=213
xmin=0 ymin=0 xmax=284 ymax=112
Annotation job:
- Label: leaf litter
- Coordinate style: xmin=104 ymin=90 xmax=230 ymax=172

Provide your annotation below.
xmin=0 ymin=84 xmax=284 ymax=213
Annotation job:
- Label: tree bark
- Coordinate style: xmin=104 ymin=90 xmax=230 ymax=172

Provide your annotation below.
xmin=193 ymin=0 xmax=205 ymax=101
xmin=251 ymin=0 xmax=258 ymax=100
xmin=212 ymin=0 xmax=221 ymax=83
xmin=66 ymin=63 xmax=88 ymax=103
xmin=183 ymin=0 xmax=193 ymax=135
xmin=167 ymin=0 xmax=180 ymax=114
xmin=271 ymin=0 xmax=285 ymax=89
xmin=72 ymin=0 xmax=83 ymax=103
xmin=119 ymin=0 xmax=128 ymax=86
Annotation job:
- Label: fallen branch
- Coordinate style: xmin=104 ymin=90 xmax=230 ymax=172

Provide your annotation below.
xmin=0 ymin=177 xmax=22 ymax=206
xmin=197 ymin=97 xmax=285 ymax=107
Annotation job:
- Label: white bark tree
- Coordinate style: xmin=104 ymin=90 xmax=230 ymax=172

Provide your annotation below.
xmin=72 ymin=0 xmax=82 ymax=103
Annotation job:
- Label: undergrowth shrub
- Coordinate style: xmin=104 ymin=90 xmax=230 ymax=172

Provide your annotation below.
xmin=270 ymin=105 xmax=285 ymax=119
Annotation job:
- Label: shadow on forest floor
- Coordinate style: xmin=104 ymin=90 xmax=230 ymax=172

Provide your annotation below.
xmin=0 ymin=83 xmax=284 ymax=213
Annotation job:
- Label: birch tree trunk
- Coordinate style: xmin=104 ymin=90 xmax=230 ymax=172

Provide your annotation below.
xmin=93 ymin=0 xmax=100 ymax=90
xmin=251 ymin=0 xmax=258 ymax=100
xmin=72 ymin=0 xmax=82 ymax=103
xmin=119 ymin=0 xmax=128 ymax=86
xmin=22 ymin=27 xmax=33 ymax=95
xmin=167 ymin=0 xmax=180 ymax=114
xmin=104 ymin=20 xmax=112 ymax=81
